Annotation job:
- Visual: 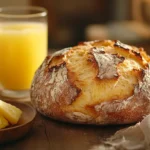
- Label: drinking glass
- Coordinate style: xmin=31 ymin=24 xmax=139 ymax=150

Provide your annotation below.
xmin=0 ymin=6 xmax=48 ymax=99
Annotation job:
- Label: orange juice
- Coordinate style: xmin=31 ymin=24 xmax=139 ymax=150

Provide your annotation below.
xmin=0 ymin=22 xmax=47 ymax=90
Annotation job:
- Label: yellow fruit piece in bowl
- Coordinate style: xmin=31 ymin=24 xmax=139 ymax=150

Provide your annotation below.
xmin=0 ymin=100 xmax=22 ymax=125
xmin=0 ymin=115 xmax=9 ymax=129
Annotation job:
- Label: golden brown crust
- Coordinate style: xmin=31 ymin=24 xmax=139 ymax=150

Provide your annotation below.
xmin=31 ymin=40 xmax=150 ymax=125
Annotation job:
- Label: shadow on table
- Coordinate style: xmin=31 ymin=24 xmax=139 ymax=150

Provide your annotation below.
xmin=0 ymin=112 xmax=133 ymax=150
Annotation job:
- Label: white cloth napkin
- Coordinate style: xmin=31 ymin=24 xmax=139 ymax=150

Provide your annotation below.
xmin=90 ymin=115 xmax=150 ymax=150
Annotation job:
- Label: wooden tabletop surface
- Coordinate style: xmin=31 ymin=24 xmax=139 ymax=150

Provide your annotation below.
xmin=0 ymin=99 xmax=129 ymax=150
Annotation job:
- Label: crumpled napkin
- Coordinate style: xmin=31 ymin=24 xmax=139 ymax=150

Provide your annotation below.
xmin=90 ymin=115 xmax=150 ymax=150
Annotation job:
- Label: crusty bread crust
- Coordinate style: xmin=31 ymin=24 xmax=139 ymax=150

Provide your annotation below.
xmin=31 ymin=40 xmax=150 ymax=124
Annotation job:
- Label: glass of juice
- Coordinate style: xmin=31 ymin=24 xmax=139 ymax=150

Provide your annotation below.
xmin=0 ymin=6 xmax=48 ymax=98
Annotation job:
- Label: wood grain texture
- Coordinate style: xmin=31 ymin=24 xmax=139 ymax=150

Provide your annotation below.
xmin=0 ymin=111 xmax=128 ymax=150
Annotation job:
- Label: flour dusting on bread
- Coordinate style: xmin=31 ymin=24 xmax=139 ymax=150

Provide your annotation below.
xmin=31 ymin=40 xmax=150 ymax=125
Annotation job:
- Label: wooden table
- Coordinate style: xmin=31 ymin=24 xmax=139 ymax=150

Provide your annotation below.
xmin=0 ymin=99 xmax=128 ymax=150
xmin=2 ymin=42 xmax=147 ymax=150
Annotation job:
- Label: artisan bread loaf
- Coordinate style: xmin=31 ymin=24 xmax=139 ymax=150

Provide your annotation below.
xmin=31 ymin=40 xmax=150 ymax=124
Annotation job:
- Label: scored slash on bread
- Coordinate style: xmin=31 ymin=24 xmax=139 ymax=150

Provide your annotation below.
xmin=31 ymin=40 xmax=150 ymax=125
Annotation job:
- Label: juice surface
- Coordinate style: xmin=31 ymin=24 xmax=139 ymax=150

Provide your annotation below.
xmin=0 ymin=22 xmax=47 ymax=90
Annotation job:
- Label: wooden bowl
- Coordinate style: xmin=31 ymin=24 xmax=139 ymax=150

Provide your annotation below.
xmin=0 ymin=101 xmax=36 ymax=144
